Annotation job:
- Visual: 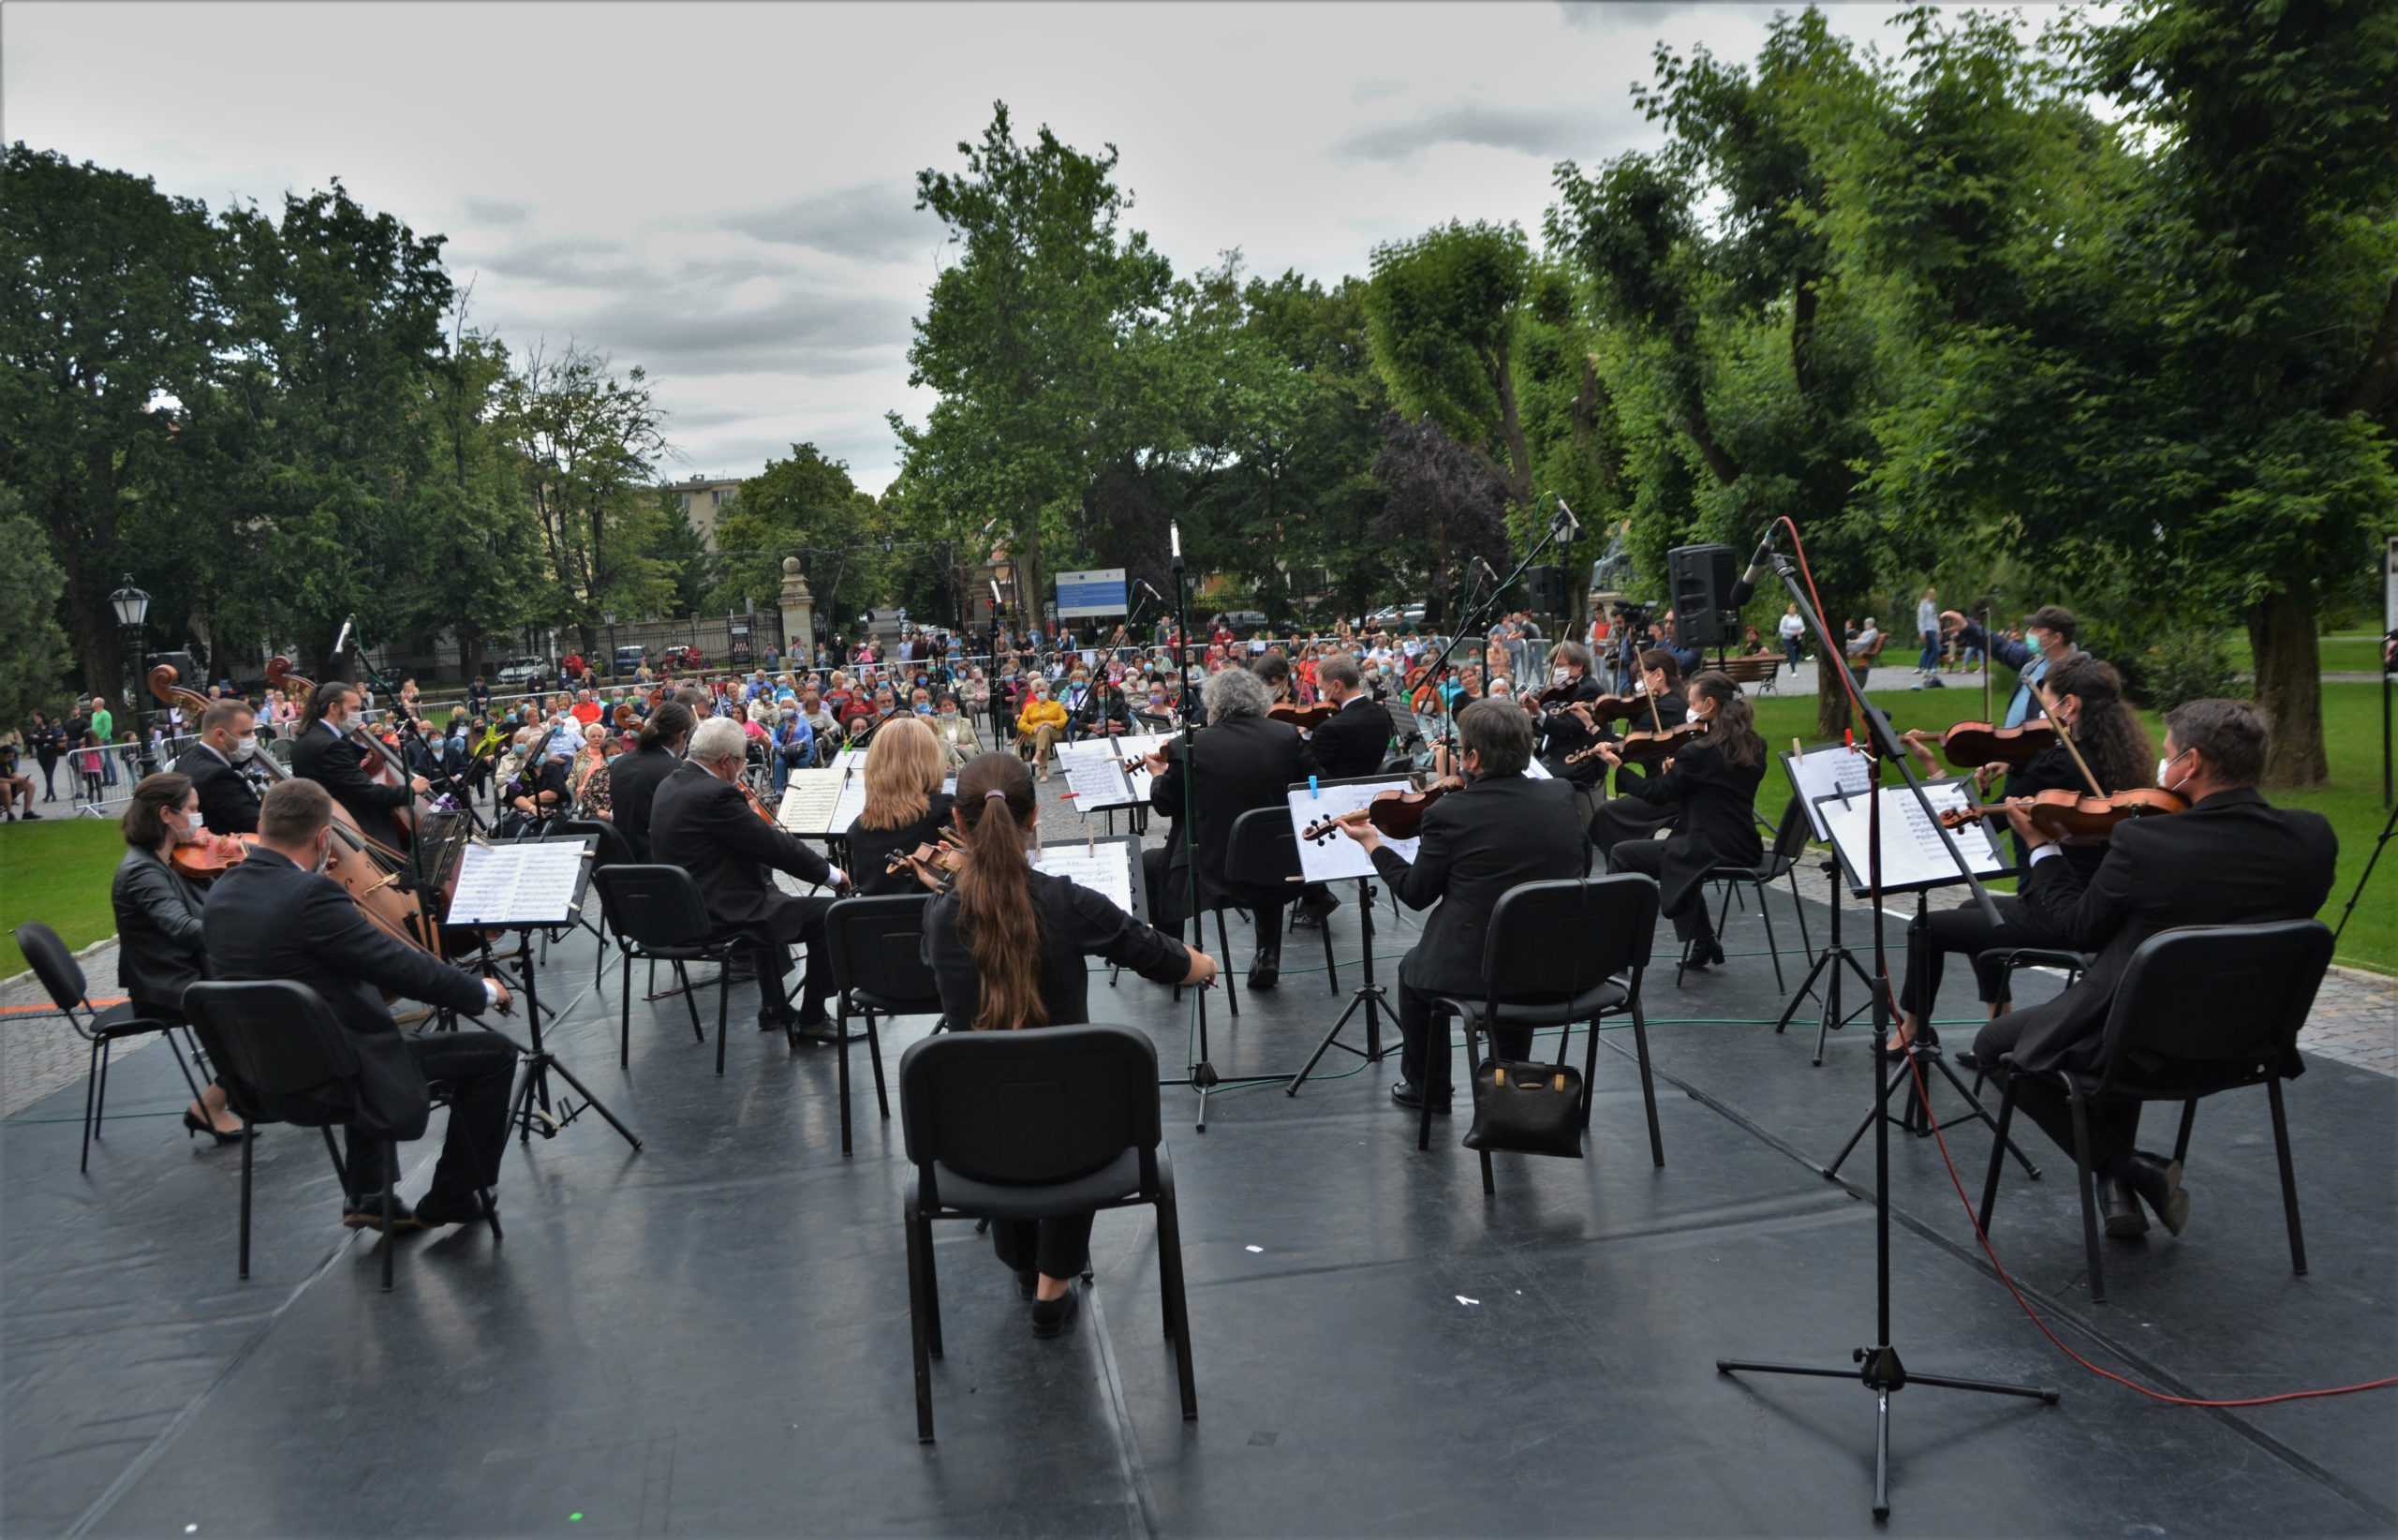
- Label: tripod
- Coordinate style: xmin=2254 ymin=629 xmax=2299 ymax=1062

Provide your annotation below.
xmin=1285 ymin=873 xmax=1393 ymax=1092
xmin=1715 ymin=536 xmax=2055 ymax=1521
xmin=2331 ymin=793 xmax=2394 ymax=947
xmin=1771 ymin=858 xmax=1879 ymax=1064
xmin=486 ymin=923 xmax=642 ymax=1150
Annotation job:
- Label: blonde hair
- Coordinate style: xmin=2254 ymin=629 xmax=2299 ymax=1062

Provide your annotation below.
xmin=858 ymin=715 xmax=943 ymax=830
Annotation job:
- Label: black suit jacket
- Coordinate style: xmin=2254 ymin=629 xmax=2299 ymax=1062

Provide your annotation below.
xmin=173 ymin=743 xmax=261 ymax=836
xmin=1369 ymin=774 xmax=1591 ymax=997
xmin=1621 ymin=738 xmax=1765 ymax=917
xmin=203 ymin=847 xmax=492 ymax=1138
xmin=291 ymin=721 xmax=408 ymax=837
xmin=1530 ymin=675 xmax=1606 ymax=784
xmin=608 ymin=745 xmax=680 ymax=862
xmin=112 ymin=848 xmax=209 ymax=1015
xmin=1307 ymin=697 xmax=1395 ymax=780
xmin=1147 ymin=713 xmax=1308 ymax=909
xmin=649 ymin=761 xmax=833 ymax=928
xmin=849 ymin=791 xmax=957 ymax=897
xmin=1998 ymin=789 xmax=2336 ymax=1075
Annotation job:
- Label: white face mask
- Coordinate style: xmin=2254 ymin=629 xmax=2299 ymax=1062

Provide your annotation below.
xmin=312 ymin=831 xmax=333 ymax=875
xmin=170 ymin=808 xmax=203 ymax=845
xmin=2157 ymin=749 xmax=2191 ymax=792
xmin=231 ymin=733 xmax=259 ymax=763
xmin=1550 ymin=667 xmax=1572 ymax=687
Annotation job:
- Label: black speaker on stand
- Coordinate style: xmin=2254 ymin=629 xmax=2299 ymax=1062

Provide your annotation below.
xmin=1668 ymin=544 xmax=1739 ymax=648
xmin=1523 ymin=565 xmax=1569 ymax=615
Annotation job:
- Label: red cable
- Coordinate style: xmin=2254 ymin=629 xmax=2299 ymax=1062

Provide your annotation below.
xmin=1778 ymin=515 xmax=2393 ymax=1407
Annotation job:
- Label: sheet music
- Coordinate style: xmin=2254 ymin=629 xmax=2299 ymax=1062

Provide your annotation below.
xmin=1055 ymin=733 xmax=1167 ymax=812
xmin=446 ymin=840 xmax=590 ymax=925
xmin=1816 ymin=780 xmax=2004 ymax=896
xmin=1032 ymin=840 xmax=1140 ymax=919
xmin=1784 ymin=743 xmax=1873 ymax=840
xmin=1286 ymin=778 xmax=1422 ymax=882
xmin=1522 ymin=757 xmax=1552 ymax=781
xmin=777 ymin=769 xmax=846 ymax=834
xmin=827 ymin=768 xmax=869 ymax=835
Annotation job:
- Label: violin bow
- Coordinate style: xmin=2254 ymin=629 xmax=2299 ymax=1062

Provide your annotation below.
xmin=2028 ymin=679 xmax=2108 ymax=799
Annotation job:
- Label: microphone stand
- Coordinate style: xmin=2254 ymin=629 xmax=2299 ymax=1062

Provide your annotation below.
xmin=1716 ymin=551 xmax=2053 ymax=1519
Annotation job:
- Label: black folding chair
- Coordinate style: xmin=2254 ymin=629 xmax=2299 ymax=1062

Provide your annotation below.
xmin=1977 ymin=921 xmax=2331 ymax=1305
xmin=183 ymin=980 xmax=500 ymax=1292
xmin=898 ymin=1024 xmax=1196 ymax=1443
xmin=1223 ymin=807 xmax=1339 ymax=995
xmin=1428 ymin=875 xmax=1666 ymax=1192
xmin=548 ymin=817 xmax=633 ymax=981
xmin=15 ymin=920 xmax=210 ymax=1174
xmin=1690 ymin=797 xmax=1815 ymax=990
xmin=590 ymin=865 xmax=743 ymax=1074
xmin=1962 ymin=947 xmax=2093 ymax=1099
xmin=822 ymin=894 xmax=939 ymax=1156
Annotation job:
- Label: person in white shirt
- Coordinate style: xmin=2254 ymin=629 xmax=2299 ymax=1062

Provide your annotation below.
xmin=1916 ymin=586 xmax=1944 ymax=680
xmin=1777 ymin=603 xmax=1806 ymax=674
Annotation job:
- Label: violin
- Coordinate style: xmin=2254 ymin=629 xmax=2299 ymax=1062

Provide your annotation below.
xmin=1299 ymin=777 xmax=1465 ymax=845
xmin=1937 ymin=788 xmax=2187 ymax=846
xmin=1564 ymin=718 xmax=1704 ymax=766
xmin=1522 ymin=681 xmax=1583 ymax=712
xmin=1267 ymin=702 xmax=1336 ymax=731
xmin=1566 ymin=689 xmax=1668 ymax=727
xmin=1937 ymin=719 xmax=2057 ymax=770
xmin=739 ymin=778 xmax=779 ymax=828
xmin=170 ymin=830 xmax=258 ymax=880
xmin=886 ymin=837 xmax=970 ymax=884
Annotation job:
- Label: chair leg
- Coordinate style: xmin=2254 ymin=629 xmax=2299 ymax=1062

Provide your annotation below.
xmin=2266 ymin=1079 xmax=2307 ymax=1277
xmin=1629 ymin=998 xmax=1664 ymax=1168
xmin=381 ymin=1146 xmax=399 ymax=1294
xmin=2067 ymin=1085 xmax=2105 ymax=1305
xmin=238 ymin=1125 xmax=256 ymax=1281
xmin=619 ymin=951 xmax=634 ymax=1068
xmin=1216 ymin=908 xmax=1239 ymax=1017
xmin=714 ymin=964 xmax=731 ymax=1077
xmin=1580 ymin=1014 xmax=1601 ymax=1130
xmin=80 ymin=1037 xmax=103 ymax=1174
xmin=675 ymin=962 xmax=706 ymax=1044
xmin=2173 ymin=1099 xmax=2198 ymax=1165
xmin=1155 ymin=1175 xmax=1199 ymax=1420
xmin=1979 ymin=1077 xmax=2016 ymax=1231
xmin=1463 ymin=1018 xmax=1495 ymax=1194
xmin=1419 ymin=1010 xmax=1444 ymax=1151
xmin=1755 ymin=881 xmax=1785 ymax=993
xmin=1786 ymin=868 xmax=1812 ymax=958
xmin=95 ymin=1037 xmax=113 ymax=1140
xmin=922 ymin=1218 xmax=944 ymax=1358
xmin=866 ymin=1009 xmax=889 ymax=1120
xmin=837 ymin=998 xmax=854 ymax=1157
xmin=906 ymin=1206 xmax=936 ymax=1443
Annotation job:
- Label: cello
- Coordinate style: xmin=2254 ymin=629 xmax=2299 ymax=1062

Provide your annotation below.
xmin=269 ymin=656 xmax=437 ymax=847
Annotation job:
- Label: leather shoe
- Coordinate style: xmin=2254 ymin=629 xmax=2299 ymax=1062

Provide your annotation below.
xmin=342 ymin=1192 xmax=418 ymax=1232
xmin=1390 ymin=1080 xmax=1451 ymax=1115
xmin=2124 ymin=1153 xmax=2190 ymax=1236
xmin=1248 ymin=952 xmax=1280 ymax=991
xmin=2099 ymin=1177 xmax=2149 ymax=1238
xmin=1030 ymin=1280 xmax=1080 ymax=1339
xmin=411 ymin=1190 xmax=490 ymax=1230
xmin=787 ymin=1011 xmax=839 ymax=1045
xmin=1681 ymin=938 xmax=1724 ymax=970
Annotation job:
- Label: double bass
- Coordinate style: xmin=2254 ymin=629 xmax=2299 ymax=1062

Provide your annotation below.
xmin=269 ymin=656 xmax=437 ymax=847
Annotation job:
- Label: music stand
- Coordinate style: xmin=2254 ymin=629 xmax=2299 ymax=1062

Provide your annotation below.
xmin=451 ymin=832 xmax=643 ymax=1151
xmin=1769 ymin=743 xmax=1877 ymax=1060
xmin=1030 ymin=830 xmax=1148 ymax=923
xmin=1280 ymin=774 xmax=1417 ymax=1092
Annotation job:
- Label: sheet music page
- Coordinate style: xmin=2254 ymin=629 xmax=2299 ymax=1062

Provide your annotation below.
xmin=1285 ymin=779 xmax=1423 ymax=883
xmin=1032 ymin=841 xmax=1138 ymax=918
xmin=827 ymin=767 xmax=869 ymax=835
xmin=777 ymin=770 xmax=844 ymax=833
xmin=1054 ymin=738 xmax=1132 ymax=807
xmin=1521 ymin=757 xmax=1552 ymax=781
xmin=1785 ymin=744 xmax=1873 ymax=839
xmin=1818 ymin=780 xmax=2004 ymax=895
xmin=446 ymin=841 xmax=591 ymax=925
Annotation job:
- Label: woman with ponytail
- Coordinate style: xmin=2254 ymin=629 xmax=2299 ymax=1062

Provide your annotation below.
xmin=1584 ymin=670 xmax=1767 ymax=972
xmin=912 ymin=751 xmax=1219 ymax=1337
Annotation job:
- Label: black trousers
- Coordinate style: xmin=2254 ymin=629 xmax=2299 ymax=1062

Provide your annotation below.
xmin=1974 ymin=1012 xmax=2142 ymax=1177
xmin=1897 ymin=895 xmax=2075 ymax=1019
xmin=346 ymin=1029 xmax=517 ymax=1202
xmin=1588 ymin=794 xmax=1677 ymax=851
xmin=1142 ymin=848 xmax=1285 ymax=955
xmin=1606 ymin=837 xmax=1711 ymax=945
xmin=990 ymin=1213 xmax=1097 ymax=1281
xmin=1396 ymin=966 xmax=1532 ymax=1102
xmin=745 ymin=893 xmax=835 ymax=1015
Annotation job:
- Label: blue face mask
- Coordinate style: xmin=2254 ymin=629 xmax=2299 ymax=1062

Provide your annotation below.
xmin=913 ymin=703 xmax=932 ymax=715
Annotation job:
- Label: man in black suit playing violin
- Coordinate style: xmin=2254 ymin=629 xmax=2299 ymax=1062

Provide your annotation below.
xmin=291 ymin=681 xmax=430 ymax=845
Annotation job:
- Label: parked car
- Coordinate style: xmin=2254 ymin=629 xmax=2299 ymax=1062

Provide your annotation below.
xmin=1218 ymin=610 xmax=1271 ymax=640
xmin=612 ymin=644 xmax=646 ymax=676
xmin=495 ymin=656 xmax=549 ymax=687
xmin=1367 ymin=603 xmax=1428 ymax=629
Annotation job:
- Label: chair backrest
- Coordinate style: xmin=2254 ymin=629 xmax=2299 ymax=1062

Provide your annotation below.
xmin=899 ymin=1024 xmax=1161 ymax=1187
xmin=13 ymin=922 xmax=86 ymax=1014
xmin=825 ymin=893 xmax=940 ymax=1010
xmin=589 ymin=864 xmax=716 ymax=948
xmin=1222 ymin=806 xmax=1304 ymax=890
xmin=549 ymin=818 xmax=632 ymax=869
xmin=2096 ymin=921 xmax=2334 ymax=1084
xmin=182 ymin=979 xmax=364 ymax=1126
xmin=1376 ymin=752 xmax=1416 ymax=778
xmin=1479 ymin=876 xmax=1661 ymax=1009
xmin=1769 ymin=797 xmax=1813 ymax=867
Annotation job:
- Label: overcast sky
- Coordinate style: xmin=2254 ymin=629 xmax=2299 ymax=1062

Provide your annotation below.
xmin=7 ymin=1 xmax=1981 ymax=494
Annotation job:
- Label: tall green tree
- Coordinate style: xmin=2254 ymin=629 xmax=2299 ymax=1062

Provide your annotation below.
xmin=1363 ymin=221 xmax=1537 ymax=507
xmin=718 ymin=444 xmax=892 ymax=629
xmin=0 ymin=491 xmax=71 ymax=724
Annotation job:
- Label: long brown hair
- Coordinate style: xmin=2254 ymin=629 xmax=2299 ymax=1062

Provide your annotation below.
xmin=1687 ymin=671 xmax=1764 ymax=768
xmin=859 ymin=715 xmax=942 ymax=830
xmin=951 ymin=752 xmax=1045 ymax=1030
xmin=2046 ymin=656 xmax=2152 ymax=794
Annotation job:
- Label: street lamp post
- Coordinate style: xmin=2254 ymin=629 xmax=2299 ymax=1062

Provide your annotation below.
xmin=110 ymin=574 xmax=156 ymax=777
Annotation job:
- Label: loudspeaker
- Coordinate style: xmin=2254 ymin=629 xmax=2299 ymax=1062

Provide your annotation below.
xmin=1523 ymin=565 xmax=1568 ymax=614
xmin=1667 ymin=544 xmax=1739 ymax=647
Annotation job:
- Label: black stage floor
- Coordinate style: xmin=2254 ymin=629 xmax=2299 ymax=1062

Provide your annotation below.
xmin=6 ymin=880 xmax=2393 ymax=1537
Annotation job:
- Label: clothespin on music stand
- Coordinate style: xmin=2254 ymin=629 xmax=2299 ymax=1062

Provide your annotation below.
xmin=1308 ymin=774 xmax=1319 ymax=800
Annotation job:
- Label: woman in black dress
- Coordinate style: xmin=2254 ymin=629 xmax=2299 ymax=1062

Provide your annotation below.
xmin=1888 ymin=655 xmax=2153 ymax=1049
xmin=111 ymin=773 xmax=242 ymax=1140
xmin=845 ymin=717 xmax=956 ymax=896
xmin=1585 ymin=670 xmax=1768 ymax=971
xmin=908 ymin=751 xmax=1218 ymax=1338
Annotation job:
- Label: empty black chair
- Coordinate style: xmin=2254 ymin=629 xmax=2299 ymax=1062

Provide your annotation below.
xmin=15 ymin=920 xmax=209 ymax=1174
xmin=1977 ymin=921 xmax=2331 ymax=1305
xmin=1223 ymin=807 xmax=1339 ymax=995
xmin=590 ymin=865 xmax=743 ymax=1074
xmin=548 ymin=817 xmax=634 ymax=978
xmin=182 ymin=980 xmax=500 ymax=1292
xmin=1428 ymin=875 xmax=1665 ymax=1192
xmin=898 ymin=1024 xmax=1197 ymax=1443
xmin=822 ymin=894 xmax=940 ymax=1156
xmin=1689 ymin=797 xmax=1815 ymax=990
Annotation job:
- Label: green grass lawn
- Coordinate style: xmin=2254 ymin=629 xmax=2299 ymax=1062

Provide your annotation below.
xmin=0 ymin=817 xmax=127 ymax=977
xmin=1754 ymin=676 xmax=2392 ymax=975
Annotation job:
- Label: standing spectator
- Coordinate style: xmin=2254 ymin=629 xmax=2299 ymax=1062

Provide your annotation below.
xmin=1777 ymin=603 xmax=1806 ymax=673
xmin=1915 ymin=586 xmax=1945 ymax=683
xmin=89 ymin=696 xmax=118 ymax=787
xmin=29 ymin=711 xmax=66 ymax=803
xmin=72 ymin=730 xmax=106 ymax=805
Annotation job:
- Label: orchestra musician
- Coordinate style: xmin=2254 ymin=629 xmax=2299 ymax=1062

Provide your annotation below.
xmin=290 ymin=681 xmax=429 ymax=842
xmin=204 ymin=778 xmax=517 ymax=1232
xmin=910 ymin=752 xmax=1219 ymax=1336
xmin=1890 ymin=656 xmax=2153 ymax=1051
xmin=1525 ymin=642 xmax=1606 ymax=787
xmin=1580 ymin=648 xmax=1692 ymax=847
xmin=111 ymin=773 xmax=242 ymax=1140
xmin=650 ymin=716 xmax=851 ymax=1039
xmin=1141 ymin=666 xmax=1307 ymax=990
xmin=844 ymin=716 xmax=957 ymax=897
xmin=1286 ymin=653 xmax=1392 ymax=932
xmin=1332 ymin=699 xmax=1588 ymax=1115
xmin=171 ymin=699 xmax=263 ymax=836
xmin=1584 ymin=670 xmax=1765 ymax=972
xmin=607 ymin=702 xmax=693 ymax=862
xmin=1972 ymin=699 xmax=2336 ymax=1239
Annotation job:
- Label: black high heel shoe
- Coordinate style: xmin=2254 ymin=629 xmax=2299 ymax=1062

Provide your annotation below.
xmin=183 ymin=1108 xmax=244 ymax=1145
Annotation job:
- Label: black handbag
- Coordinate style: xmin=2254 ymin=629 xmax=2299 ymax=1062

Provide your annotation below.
xmin=1462 ymin=1059 xmax=1585 ymax=1158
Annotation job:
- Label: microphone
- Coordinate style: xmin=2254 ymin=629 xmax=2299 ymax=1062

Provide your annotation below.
xmin=1470 ymin=555 xmax=1500 ymax=589
xmin=333 ymin=616 xmax=355 ymax=658
xmin=1727 ymin=532 xmax=1776 ymax=609
xmin=1138 ymin=579 xmax=1168 ymax=604
xmin=1550 ymin=495 xmax=1581 ymax=541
